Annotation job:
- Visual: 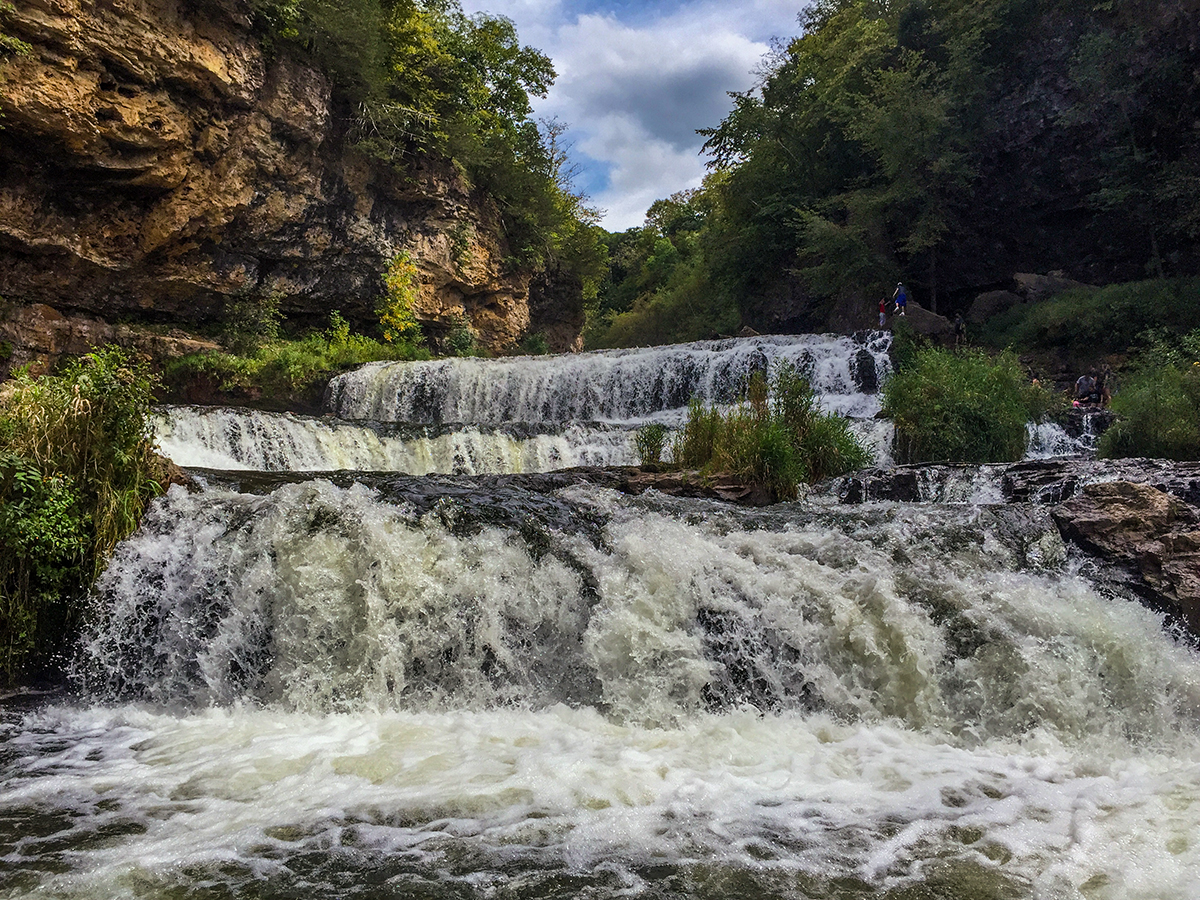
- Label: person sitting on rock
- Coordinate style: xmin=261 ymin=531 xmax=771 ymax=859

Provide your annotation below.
xmin=1074 ymin=369 xmax=1100 ymax=406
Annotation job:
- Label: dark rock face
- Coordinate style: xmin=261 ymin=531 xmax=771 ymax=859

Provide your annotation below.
xmin=1051 ymin=481 xmax=1200 ymax=636
xmin=0 ymin=0 xmax=581 ymax=365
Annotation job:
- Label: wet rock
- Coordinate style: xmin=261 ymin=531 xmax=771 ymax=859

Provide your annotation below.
xmin=1051 ymin=481 xmax=1200 ymax=635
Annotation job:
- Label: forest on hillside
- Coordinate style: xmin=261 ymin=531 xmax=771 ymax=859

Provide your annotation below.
xmin=589 ymin=0 xmax=1200 ymax=348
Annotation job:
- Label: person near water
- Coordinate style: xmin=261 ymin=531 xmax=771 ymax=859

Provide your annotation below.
xmin=953 ymin=313 xmax=965 ymax=348
xmin=1074 ymin=369 xmax=1100 ymax=406
xmin=893 ymin=282 xmax=907 ymax=316
xmin=878 ymin=298 xmax=887 ymax=327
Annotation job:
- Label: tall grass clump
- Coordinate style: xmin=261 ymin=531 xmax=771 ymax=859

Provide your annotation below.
xmin=0 ymin=348 xmax=166 ymax=680
xmin=672 ymin=366 xmax=872 ymax=500
xmin=1099 ymin=330 xmax=1200 ymax=460
xmin=883 ymin=348 xmax=1062 ymax=464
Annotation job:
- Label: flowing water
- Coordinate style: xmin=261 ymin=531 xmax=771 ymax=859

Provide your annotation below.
xmin=4 ymin=334 xmax=1199 ymax=899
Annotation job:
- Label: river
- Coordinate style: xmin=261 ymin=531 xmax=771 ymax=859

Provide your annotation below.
xmin=2 ymin=333 xmax=1197 ymax=899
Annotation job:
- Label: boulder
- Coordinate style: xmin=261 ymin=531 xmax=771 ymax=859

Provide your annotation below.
xmin=966 ymin=290 xmax=1023 ymax=325
xmin=1012 ymin=272 xmax=1091 ymax=303
xmin=895 ymin=302 xmax=952 ymax=336
xmin=1051 ymin=481 xmax=1200 ymax=635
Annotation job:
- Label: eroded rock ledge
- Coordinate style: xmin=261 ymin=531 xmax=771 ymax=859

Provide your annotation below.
xmin=0 ymin=0 xmax=583 ymax=373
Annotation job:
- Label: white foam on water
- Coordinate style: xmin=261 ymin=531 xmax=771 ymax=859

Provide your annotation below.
xmin=154 ymin=406 xmax=640 ymax=473
xmin=8 ymin=478 xmax=1200 ymax=898
xmin=324 ymin=333 xmax=891 ymax=425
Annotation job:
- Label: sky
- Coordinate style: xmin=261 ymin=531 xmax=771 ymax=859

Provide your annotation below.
xmin=458 ymin=0 xmax=810 ymax=231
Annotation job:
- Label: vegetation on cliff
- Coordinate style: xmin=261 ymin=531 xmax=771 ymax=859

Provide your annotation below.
xmin=590 ymin=0 xmax=1200 ymax=347
xmin=0 ymin=349 xmax=166 ymax=682
xmin=248 ymin=0 xmax=605 ymax=297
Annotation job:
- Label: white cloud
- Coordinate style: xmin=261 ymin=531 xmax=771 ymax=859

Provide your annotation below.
xmin=461 ymin=0 xmax=810 ymax=229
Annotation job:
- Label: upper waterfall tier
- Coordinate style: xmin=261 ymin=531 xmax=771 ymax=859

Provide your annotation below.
xmin=324 ymin=333 xmax=891 ymax=425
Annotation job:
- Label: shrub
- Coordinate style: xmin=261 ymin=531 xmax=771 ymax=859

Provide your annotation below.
xmin=1098 ymin=363 xmax=1200 ymax=460
xmin=0 ymin=348 xmax=166 ymax=681
xmin=883 ymin=348 xmax=1060 ymax=464
xmin=220 ymin=287 xmax=283 ymax=356
xmin=164 ymin=312 xmax=428 ymax=399
xmin=672 ymin=366 xmax=871 ymax=499
xmin=634 ymin=423 xmax=668 ymax=465
xmin=379 ymin=251 xmax=424 ymax=344
xmin=980 ymin=277 xmax=1200 ymax=359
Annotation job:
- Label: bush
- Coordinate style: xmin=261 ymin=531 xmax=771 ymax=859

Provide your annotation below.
xmin=1098 ymin=363 xmax=1200 ymax=460
xmin=672 ymin=367 xmax=872 ymax=499
xmin=0 ymin=348 xmax=166 ymax=681
xmin=980 ymin=278 xmax=1200 ymax=360
xmin=379 ymin=252 xmax=424 ymax=344
xmin=634 ymin=423 xmax=668 ymax=465
xmin=883 ymin=348 xmax=1061 ymax=464
xmin=165 ymin=312 xmax=428 ymax=399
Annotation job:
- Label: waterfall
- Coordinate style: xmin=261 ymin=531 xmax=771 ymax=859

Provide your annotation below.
xmin=154 ymin=406 xmax=640 ymax=473
xmin=8 ymin=332 xmax=1200 ymax=900
xmin=323 ymin=333 xmax=892 ymax=424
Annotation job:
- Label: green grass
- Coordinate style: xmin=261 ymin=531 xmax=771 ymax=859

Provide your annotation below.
xmin=883 ymin=348 xmax=1064 ymax=464
xmin=164 ymin=313 xmax=429 ymax=400
xmin=1099 ymin=358 xmax=1200 ymax=461
xmin=979 ymin=277 xmax=1200 ymax=360
xmin=672 ymin=366 xmax=872 ymax=500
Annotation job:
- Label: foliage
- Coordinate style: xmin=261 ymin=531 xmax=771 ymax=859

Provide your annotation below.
xmin=883 ymin=347 xmax=1058 ymax=464
xmin=442 ymin=313 xmax=477 ymax=357
xmin=249 ymin=0 xmax=605 ymax=315
xmin=1098 ymin=332 xmax=1200 ymax=461
xmin=0 ymin=349 xmax=165 ymax=681
xmin=588 ymin=180 xmax=740 ymax=348
xmin=517 ymin=331 xmax=549 ymax=355
xmin=600 ymin=0 xmax=1200 ymax=345
xmin=1098 ymin=364 xmax=1200 ymax=461
xmin=980 ymin=278 xmax=1200 ymax=360
xmin=379 ymin=251 xmax=424 ymax=343
xmin=220 ymin=287 xmax=284 ymax=356
xmin=673 ymin=366 xmax=871 ymax=499
xmin=0 ymin=0 xmax=31 ymax=57
xmin=165 ymin=312 xmax=428 ymax=398
xmin=634 ymin=423 xmax=668 ymax=466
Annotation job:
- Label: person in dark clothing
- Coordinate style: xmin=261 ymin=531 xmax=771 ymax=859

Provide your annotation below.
xmin=1074 ymin=369 xmax=1101 ymax=406
xmin=893 ymin=283 xmax=907 ymax=316
xmin=953 ymin=314 xmax=965 ymax=349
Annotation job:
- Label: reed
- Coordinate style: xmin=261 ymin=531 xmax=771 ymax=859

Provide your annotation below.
xmin=672 ymin=366 xmax=871 ymax=499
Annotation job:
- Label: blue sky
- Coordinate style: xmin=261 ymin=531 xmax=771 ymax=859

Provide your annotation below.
xmin=459 ymin=0 xmax=810 ymax=230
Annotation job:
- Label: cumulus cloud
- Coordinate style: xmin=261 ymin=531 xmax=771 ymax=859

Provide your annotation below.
xmin=461 ymin=0 xmax=808 ymax=229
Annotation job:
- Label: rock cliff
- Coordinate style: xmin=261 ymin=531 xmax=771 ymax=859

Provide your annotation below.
xmin=0 ymin=0 xmax=582 ymax=373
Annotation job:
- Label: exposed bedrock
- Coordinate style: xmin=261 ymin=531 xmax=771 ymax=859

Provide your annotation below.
xmin=0 ymin=0 xmax=582 ymax=373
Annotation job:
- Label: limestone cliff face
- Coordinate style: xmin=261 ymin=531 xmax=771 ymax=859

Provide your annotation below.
xmin=0 ymin=0 xmax=581 ymax=372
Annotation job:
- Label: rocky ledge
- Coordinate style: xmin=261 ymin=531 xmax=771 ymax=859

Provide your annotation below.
xmin=836 ymin=457 xmax=1200 ymax=640
xmin=0 ymin=0 xmax=583 ymax=375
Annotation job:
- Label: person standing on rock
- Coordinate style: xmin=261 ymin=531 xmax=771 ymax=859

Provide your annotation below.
xmin=893 ymin=282 xmax=907 ymax=316
xmin=878 ymin=298 xmax=887 ymax=327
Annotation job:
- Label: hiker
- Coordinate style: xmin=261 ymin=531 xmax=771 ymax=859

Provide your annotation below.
xmin=878 ymin=298 xmax=887 ymax=327
xmin=893 ymin=282 xmax=907 ymax=316
xmin=953 ymin=313 xmax=965 ymax=348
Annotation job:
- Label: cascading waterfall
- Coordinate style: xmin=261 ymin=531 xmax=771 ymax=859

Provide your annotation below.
xmin=154 ymin=406 xmax=640 ymax=473
xmin=5 ymin=333 xmax=1200 ymax=900
xmin=155 ymin=333 xmax=891 ymax=474
xmin=323 ymin=333 xmax=892 ymax=424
